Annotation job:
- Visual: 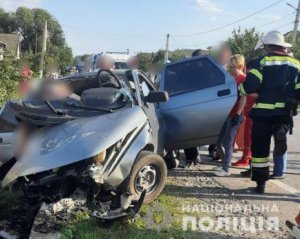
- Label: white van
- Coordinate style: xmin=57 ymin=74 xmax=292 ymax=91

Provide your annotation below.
xmin=95 ymin=52 xmax=130 ymax=70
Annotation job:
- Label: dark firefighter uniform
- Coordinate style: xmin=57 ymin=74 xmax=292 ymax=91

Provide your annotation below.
xmin=239 ymin=53 xmax=300 ymax=189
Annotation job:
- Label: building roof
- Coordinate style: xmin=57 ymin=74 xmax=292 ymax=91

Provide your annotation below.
xmin=0 ymin=33 xmax=20 ymax=56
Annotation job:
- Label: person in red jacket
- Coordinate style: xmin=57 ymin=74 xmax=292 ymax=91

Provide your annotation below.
xmin=233 ymin=60 xmax=258 ymax=167
xmin=19 ymin=61 xmax=33 ymax=97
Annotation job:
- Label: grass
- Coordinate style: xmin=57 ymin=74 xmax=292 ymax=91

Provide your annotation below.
xmin=60 ymin=193 xmax=205 ymax=239
xmin=0 ymin=188 xmax=22 ymax=220
xmin=0 ymin=181 xmax=207 ymax=238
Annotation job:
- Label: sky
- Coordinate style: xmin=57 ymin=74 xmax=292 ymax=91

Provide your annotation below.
xmin=0 ymin=0 xmax=298 ymax=55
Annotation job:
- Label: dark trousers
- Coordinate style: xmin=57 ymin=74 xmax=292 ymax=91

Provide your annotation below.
xmin=184 ymin=148 xmax=198 ymax=162
xmin=251 ymin=116 xmax=290 ymax=183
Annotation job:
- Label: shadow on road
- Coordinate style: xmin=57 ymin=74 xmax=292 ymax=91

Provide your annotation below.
xmin=166 ymin=168 xmax=300 ymax=203
xmin=164 ymin=183 xmax=300 ymax=203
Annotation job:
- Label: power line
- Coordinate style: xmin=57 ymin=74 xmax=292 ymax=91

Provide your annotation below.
xmin=256 ymin=13 xmax=294 ymax=30
xmin=170 ymin=13 xmax=294 ymax=50
xmin=276 ymin=21 xmax=294 ymax=29
xmin=172 ymin=0 xmax=284 ymax=37
xmin=170 ymin=36 xmax=189 ymax=48
xmin=170 ymin=21 xmax=294 ymax=51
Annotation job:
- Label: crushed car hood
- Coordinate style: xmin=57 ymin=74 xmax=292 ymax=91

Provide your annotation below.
xmin=2 ymin=106 xmax=147 ymax=187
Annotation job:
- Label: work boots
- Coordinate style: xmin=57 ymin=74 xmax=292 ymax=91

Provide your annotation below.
xmin=255 ymin=181 xmax=266 ymax=194
xmin=240 ymin=169 xmax=251 ymax=177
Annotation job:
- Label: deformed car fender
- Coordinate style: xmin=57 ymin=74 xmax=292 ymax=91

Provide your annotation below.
xmin=2 ymin=106 xmax=147 ymax=187
xmin=104 ymin=124 xmax=153 ymax=187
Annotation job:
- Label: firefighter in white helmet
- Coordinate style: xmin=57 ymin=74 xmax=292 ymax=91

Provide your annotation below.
xmin=239 ymin=31 xmax=300 ymax=193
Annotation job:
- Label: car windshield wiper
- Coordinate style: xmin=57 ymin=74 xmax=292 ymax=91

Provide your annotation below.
xmin=45 ymin=101 xmax=67 ymax=115
xmin=63 ymin=102 xmax=114 ymax=113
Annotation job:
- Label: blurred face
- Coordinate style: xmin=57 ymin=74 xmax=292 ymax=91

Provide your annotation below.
xmin=217 ymin=47 xmax=232 ymax=66
xmin=99 ymin=57 xmax=114 ymax=70
xmin=128 ymin=57 xmax=138 ymax=69
xmin=42 ymin=82 xmax=72 ymax=100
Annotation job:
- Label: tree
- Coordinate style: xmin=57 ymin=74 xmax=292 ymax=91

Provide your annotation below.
xmin=169 ymin=50 xmax=188 ymax=62
xmin=137 ymin=52 xmax=153 ymax=72
xmin=0 ymin=7 xmax=72 ymax=74
xmin=292 ymin=37 xmax=300 ymax=60
xmin=15 ymin=7 xmax=35 ymax=52
xmin=285 ymin=31 xmax=300 ymax=60
xmin=227 ymin=27 xmax=263 ymax=60
xmin=152 ymin=50 xmax=165 ymax=64
xmin=0 ymin=8 xmax=17 ymax=33
xmin=0 ymin=58 xmax=19 ymax=106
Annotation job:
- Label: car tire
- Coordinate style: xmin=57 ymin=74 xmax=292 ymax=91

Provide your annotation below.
xmin=128 ymin=151 xmax=167 ymax=204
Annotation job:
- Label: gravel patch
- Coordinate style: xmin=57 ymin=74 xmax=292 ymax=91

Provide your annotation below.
xmin=166 ymin=164 xmax=293 ymax=239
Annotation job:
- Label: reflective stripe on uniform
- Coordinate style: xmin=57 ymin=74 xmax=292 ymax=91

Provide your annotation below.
xmin=251 ymin=157 xmax=269 ymax=168
xmin=251 ymin=162 xmax=269 ymax=168
xmin=239 ymin=84 xmax=247 ymax=95
xmin=251 ymin=157 xmax=269 ymax=163
xmin=249 ymin=69 xmax=263 ymax=82
xmin=296 ymin=83 xmax=300 ymax=90
xmin=260 ymin=56 xmax=300 ymax=70
xmin=253 ymin=102 xmax=285 ymax=110
xmin=239 ymin=69 xmax=263 ymax=96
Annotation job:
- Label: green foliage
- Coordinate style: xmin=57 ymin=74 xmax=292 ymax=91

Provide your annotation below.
xmin=22 ymin=50 xmax=40 ymax=72
xmin=60 ymin=194 xmax=190 ymax=239
xmin=0 ymin=188 xmax=22 ymax=219
xmin=0 ymin=58 xmax=20 ymax=106
xmin=152 ymin=50 xmax=165 ymax=64
xmin=47 ymin=44 xmax=73 ymax=75
xmin=227 ymin=27 xmax=263 ymax=60
xmin=0 ymin=7 xmax=73 ymax=74
xmin=285 ymin=32 xmax=300 ymax=60
xmin=137 ymin=52 xmax=153 ymax=72
xmin=292 ymin=38 xmax=300 ymax=60
xmin=137 ymin=49 xmax=193 ymax=72
xmin=0 ymin=8 xmax=18 ymax=33
xmin=169 ymin=50 xmax=188 ymax=62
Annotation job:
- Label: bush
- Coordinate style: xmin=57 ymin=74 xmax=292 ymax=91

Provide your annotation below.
xmin=0 ymin=58 xmax=20 ymax=106
xmin=0 ymin=189 xmax=22 ymax=219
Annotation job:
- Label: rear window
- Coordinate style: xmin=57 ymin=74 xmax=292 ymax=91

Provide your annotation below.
xmin=115 ymin=62 xmax=128 ymax=69
xmin=164 ymin=58 xmax=225 ymax=96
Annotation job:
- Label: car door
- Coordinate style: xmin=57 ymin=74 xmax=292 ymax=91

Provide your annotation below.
xmin=159 ymin=56 xmax=237 ymax=151
xmin=134 ymin=72 xmax=166 ymax=155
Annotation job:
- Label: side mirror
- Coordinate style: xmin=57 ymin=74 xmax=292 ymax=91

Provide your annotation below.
xmin=145 ymin=91 xmax=169 ymax=103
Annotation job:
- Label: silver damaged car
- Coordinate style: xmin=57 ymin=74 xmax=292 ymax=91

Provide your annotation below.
xmin=0 ymin=56 xmax=237 ymax=222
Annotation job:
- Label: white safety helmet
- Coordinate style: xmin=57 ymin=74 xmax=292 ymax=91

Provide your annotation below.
xmin=255 ymin=30 xmax=292 ymax=50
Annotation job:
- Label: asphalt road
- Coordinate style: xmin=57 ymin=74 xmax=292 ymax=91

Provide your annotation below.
xmin=198 ymin=116 xmax=300 ymax=235
xmin=281 ymin=115 xmax=300 ymax=192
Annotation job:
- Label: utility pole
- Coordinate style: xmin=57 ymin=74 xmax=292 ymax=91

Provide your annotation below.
xmin=288 ymin=0 xmax=300 ymax=45
xmin=39 ymin=20 xmax=47 ymax=79
xmin=164 ymin=33 xmax=170 ymax=63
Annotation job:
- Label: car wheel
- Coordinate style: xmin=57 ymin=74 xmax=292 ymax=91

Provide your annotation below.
xmin=128 ymin=151 xmax=167 ymax=204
